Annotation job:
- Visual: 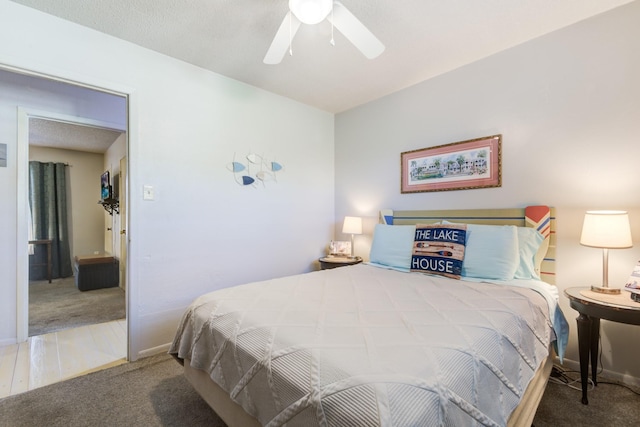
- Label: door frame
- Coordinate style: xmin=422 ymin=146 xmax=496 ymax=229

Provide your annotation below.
xmin=6 ymin=63 xmax=138 ymax=361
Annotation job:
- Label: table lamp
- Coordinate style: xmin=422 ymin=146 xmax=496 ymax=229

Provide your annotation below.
xmin=342 ymin=216 xmax=362 ymax=258
xmin=580 ymin=210 xmax=633 ymax=294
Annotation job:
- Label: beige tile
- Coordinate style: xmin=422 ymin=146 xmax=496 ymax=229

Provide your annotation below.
xmin=28 ymin=333 xmax=61 ymax=389
xmin=0 ymin=343 xmax=19 ymax=399
xmin=10 ymin=341 xmax=31 ymax=396
xmin=0 ymin=320 xmax=127 ymax=397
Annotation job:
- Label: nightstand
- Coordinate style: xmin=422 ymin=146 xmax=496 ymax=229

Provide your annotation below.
xmin=319 ymin=256 xmax=362 ymax=270
xmin=564 ymin=287 xmax=640 ymax=405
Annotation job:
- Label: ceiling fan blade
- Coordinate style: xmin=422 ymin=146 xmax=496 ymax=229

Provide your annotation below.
xmin=264 ymin=12 xmax=301 ymax=65
xmin=328 ymin=1 xmax=385 ymax=59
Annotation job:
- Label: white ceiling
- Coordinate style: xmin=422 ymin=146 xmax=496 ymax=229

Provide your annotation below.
xmin=10 ymin=0 xmax=634 ymax=113
xmin=29 ymin=118 xmax=124 ymax=154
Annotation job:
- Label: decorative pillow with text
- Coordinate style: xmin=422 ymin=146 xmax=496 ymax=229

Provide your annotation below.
xmin=410 ymin=223 xmax=467 ymax=279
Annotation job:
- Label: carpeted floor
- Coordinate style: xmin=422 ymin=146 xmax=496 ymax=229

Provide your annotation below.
xmin=29 ymin=276 xmax=125 ymax=336
xmin=0 ymin=354 xmax=223 ymax=427
xmin=1 ymin=354 xmax=638 ymax=427
xmin=533 ymin=368 xmax=640 ymax=426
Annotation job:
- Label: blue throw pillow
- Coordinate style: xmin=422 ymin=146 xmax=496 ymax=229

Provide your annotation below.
xmin=443 ymin=221 xmax=520 ymax=280
xmin=369 ymin=224 xmax=416 ymax=270
xmin=462 ymin=223 xmax=519 ymax=280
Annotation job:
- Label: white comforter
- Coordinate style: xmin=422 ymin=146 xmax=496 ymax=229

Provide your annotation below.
xmin=170 ymin=264 xmax=557 ymax=427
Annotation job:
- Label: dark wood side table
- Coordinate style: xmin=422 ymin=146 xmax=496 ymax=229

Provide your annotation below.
xmin=28 ymin=239 xmax=52 ymax=283
xmin=564 ymin=287 xmax=640 ymax=405
xmin=319 ymin=256 xmax=362 ymax=270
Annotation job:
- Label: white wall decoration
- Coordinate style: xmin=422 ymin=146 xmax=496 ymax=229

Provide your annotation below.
xmin=229 ymin=152 xmax=284 ymax=187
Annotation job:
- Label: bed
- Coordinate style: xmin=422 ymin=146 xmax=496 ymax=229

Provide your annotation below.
xmin=170 ymin=206 xmax=568 ymax=427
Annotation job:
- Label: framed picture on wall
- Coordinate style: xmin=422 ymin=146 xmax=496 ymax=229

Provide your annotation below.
xmin=100 ymin=170 xmax=111 ymax=200
xmin=400 ymin=135 xmax=502 ymax=193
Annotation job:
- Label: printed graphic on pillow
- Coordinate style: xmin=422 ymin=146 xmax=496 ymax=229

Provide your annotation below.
xmin=411 ymin=223 xmax=467 ymax=279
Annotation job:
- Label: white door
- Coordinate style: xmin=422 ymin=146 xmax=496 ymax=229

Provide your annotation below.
xmin=104 ymin=209 xmax=113 ymax=255
xmin=119 ymin=156 xmax=127 ymax=290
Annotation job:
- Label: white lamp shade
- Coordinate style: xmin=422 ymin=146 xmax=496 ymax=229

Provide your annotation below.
xmin=342 ymin=216 xmax=362 ymax=235
xmin=580 ymin=210 xmax=633 ymax=249
xmin=289 ymin=0 xmax=332 ymax=25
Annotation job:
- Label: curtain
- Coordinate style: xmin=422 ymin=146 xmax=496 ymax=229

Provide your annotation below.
xmin=28 ymin=161 xmax=73 ymax=280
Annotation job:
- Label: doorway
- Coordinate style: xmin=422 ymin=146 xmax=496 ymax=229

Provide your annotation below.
xmin=27 ymin=118 xmax=126 ymax=337
xmin=4 ymin=68 xmax=131 ymax=366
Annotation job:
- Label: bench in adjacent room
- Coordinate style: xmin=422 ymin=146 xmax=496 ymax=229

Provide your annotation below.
xmin=74 ymin=254 xmax=119 ymax=291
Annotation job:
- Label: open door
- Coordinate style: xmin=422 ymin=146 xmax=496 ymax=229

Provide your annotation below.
xmin=119 ymin=156 xmax=127 ymax=290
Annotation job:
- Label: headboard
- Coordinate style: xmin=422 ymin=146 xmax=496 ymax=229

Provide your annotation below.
xmin=379 ymin=206 xmax=556 ymax=285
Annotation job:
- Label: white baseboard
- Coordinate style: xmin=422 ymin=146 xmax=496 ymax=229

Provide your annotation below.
xmin=137 ymin=342 xmax=171 ymax=359
xmin=0 ymin=337 xmax=18 ymax=346
xmin=559 ymin=357 xmax=640 ymax=388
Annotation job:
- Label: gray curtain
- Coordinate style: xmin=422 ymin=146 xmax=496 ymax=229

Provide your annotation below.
xmin=29 ymin=161 xmax=73 ymax=279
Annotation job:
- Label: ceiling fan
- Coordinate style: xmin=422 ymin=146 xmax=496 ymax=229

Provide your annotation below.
xmin=264 ymin=0 xmax=385 ymax=64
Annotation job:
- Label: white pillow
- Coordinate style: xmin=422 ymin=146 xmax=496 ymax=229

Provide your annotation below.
xmin=369 ymin=224 xmax=416 ymax=271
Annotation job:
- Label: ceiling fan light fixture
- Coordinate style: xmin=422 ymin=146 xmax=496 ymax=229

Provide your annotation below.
xmin=265 ymin=0 xmax=384 ymax=64
xmin=289 ymin=0 xmax=332 ymax=25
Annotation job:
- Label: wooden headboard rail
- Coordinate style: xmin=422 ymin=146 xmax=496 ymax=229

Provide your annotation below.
xmin=379 ymin=206 xmax=556 ymax=285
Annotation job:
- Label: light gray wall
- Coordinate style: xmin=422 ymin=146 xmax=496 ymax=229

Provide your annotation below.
xmin=335 ymin=2 xmax=640 ymax=385
xmin=0 ymin=2 xmax=335 ymax=357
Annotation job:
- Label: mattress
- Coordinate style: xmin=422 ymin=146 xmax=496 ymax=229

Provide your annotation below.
xmin=170 ymin=263 xmax=565 ymax=427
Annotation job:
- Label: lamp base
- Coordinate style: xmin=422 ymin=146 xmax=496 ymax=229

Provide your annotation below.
xmin=590 ymin=285 xmax=621 ymax=295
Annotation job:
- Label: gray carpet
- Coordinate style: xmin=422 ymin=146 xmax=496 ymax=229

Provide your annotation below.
xmin=29 ymin=276 xmax=125 ymax=336
xmin=1 ymin=355 xmax=639 ymax=427
xmin=533 ymin=368 xmax=640 ymax=426
xmin=0 ymin=354 xmax=224 ymax=427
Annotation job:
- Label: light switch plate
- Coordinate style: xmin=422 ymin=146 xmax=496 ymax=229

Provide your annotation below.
xmin=143 ymin=185 xmax=154 ymax=200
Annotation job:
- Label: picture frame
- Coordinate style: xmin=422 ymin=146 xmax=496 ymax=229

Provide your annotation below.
xmin=100 ymin=170 xmax=111 ymax=200
xmin=624 ymin=259 xmax=640 ymax=294
xmin=400 ymin=135 xmax=502 ymax=193
xmin=329 ymin=240 xmax=352 ymax=257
